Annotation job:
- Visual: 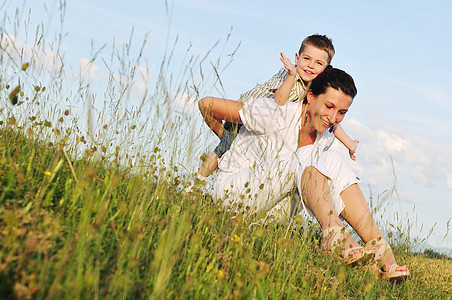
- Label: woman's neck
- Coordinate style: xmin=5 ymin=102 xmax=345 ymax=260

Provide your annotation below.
xmin=298 ymin=104 xmax=317 ymax=148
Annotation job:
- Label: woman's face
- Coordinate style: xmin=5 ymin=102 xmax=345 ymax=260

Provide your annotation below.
xmin=306 ymin=87 xmax=353 ymax=133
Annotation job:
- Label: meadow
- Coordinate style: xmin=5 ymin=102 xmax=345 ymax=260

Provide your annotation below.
xmin=0 ymin=2 xmax=451 ymax=299
xmin=1 ymin=124 xmax=451 ymax=299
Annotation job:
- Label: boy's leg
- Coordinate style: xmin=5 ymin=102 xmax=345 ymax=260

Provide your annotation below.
xmin=198 ymin=151 xmax=218 ymax=178
xmin=197 ymin=121 xmax=241 ymax=179
xmin=214 ymin=121 xmax=241 ymax=157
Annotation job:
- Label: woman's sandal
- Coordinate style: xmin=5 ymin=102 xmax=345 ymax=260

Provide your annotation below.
xmin=322 ymin=226 xmax=375 ymax=266
xmin=366 ymin=237 xmax=410 ymax=280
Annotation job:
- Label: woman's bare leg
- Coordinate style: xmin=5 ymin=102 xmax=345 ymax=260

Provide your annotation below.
xmin=300 ymin=166 xmax=361 ymax=250
xmin=340 ymin=184 xmax=408 ymax=272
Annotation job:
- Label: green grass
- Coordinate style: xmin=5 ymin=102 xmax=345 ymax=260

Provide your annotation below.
xmin=0 ymin=126 xmax=451 ymax=299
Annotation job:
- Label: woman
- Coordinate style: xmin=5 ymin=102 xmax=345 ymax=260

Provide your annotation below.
xmin=198 ymin=65 xmax=410 ymax=279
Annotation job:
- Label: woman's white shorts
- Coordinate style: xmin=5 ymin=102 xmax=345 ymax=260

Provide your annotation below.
xmin=213 ymin=145 xmax=360 ymax=219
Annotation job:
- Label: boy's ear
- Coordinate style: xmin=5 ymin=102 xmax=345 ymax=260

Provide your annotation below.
xmin=295 ymin=53 xmax=300 ymax=62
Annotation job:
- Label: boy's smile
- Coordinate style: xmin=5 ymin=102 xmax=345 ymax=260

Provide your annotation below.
xmin=295 ymin=44 xmax=329 ymax=82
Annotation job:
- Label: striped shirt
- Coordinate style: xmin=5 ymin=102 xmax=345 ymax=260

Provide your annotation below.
xmin=238 ymin=67 xmax=310 ymax=104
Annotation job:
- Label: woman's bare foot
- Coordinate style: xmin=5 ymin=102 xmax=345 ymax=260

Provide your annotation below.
xmin=322 ymin=227 xmax=375 ymax=266
xmin=366 ymin=237 xmax=410 ymax=279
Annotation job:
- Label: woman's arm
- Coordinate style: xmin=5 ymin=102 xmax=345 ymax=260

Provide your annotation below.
xmin=332 ymin=124 xmax=359 ymax=160
xmin=274 ymin=52 xmax=297 ymax=106
xmin=198 ymin=97 xmax=243 ymax=138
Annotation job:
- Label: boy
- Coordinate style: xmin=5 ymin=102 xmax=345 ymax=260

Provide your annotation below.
xmin=193 ymin=34 xmax=357 ymax=185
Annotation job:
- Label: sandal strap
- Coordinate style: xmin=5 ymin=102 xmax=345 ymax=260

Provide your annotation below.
xmin=387 ymin=263 xmax=398 ymax=273
xmin=322 ymin=226 xmax=346 ymax=247
xmin=366 ymin=237 xmax=391 ymax=260
xmin=324 ymin=227 xmax=376 ymax=265
xmin=380 ymin=263 xmax=410 ymax=279
xmin=344 ymin=246 xmax=363 ymax=258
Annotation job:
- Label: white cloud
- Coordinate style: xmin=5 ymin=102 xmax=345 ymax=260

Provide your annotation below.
xmin=397 ymin=191 xmax=425 ymax=205
xmin=336 ymin=117 xmax=452 ymax=194
xmin=0 ymin=34 xmax=62 ymax=72
xmin=73 ymin=58 xmax=149 ymax=100
xmin=447 ymin=173 xmax=452 ymax=190
xmin=129 ymin=78 xmax=147 ymax=99
xmin=77 ymin=58 xmax=106 ymax=81
xmin=377 ymin=130 xmax=410 ymax=153
xmin=173 ymin=93 xmax=198 ymax=112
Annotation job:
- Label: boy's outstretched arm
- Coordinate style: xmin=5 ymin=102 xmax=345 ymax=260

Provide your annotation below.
xmin=332 ymin=124 xmax=359 ymax=160
xmin=198 ymin=97 xmax=243 ymax=138
xmin=274 ymin=52 xmax=297 ymax=106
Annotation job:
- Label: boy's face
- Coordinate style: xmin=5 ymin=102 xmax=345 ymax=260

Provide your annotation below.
xmin=295 ymin=44 xmax=329 ymax=82
xmin=306 ymin=87 xmax=352 ymax=133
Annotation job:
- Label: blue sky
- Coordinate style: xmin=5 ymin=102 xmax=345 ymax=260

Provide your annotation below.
xmin=3 ymin=0 xmax=452 ymax=251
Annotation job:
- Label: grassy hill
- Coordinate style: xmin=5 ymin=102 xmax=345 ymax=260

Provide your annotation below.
xmin=0 ymin=126 xmax=451 ymax=299
xmin=1 ymin=1 xmax=450 ymax=297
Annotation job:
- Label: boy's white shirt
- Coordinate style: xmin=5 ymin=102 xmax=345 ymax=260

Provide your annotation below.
xmin=217 ymin=97 xmax=335 ymax=174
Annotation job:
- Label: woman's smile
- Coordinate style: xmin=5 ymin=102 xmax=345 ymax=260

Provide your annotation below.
xmin=320 ymin=117 xmax=331 ymax=128
xmin=306 ymin=87 xmax=352 ymax=133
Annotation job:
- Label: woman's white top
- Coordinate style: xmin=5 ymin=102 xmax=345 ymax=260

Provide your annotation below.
xmin=217 ymin=97 xmax=335 ymax=174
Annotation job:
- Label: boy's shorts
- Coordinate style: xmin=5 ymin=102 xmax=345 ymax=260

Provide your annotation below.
xmin=214 ymin=121 xmax=242 ymax=158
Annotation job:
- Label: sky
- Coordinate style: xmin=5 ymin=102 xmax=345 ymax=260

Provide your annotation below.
xmin=2 ymin=0 xmax=451 ymax=252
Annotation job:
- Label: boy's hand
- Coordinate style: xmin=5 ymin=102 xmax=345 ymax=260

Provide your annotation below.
xmin=280 ymin=52 xmax=296 ymax=77
xmin=349 ymin=140 xmax=359 ymax=161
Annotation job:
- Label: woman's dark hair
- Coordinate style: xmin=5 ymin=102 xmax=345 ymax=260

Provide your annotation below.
xmin=310 ymin=67 xmax=357 ymax=99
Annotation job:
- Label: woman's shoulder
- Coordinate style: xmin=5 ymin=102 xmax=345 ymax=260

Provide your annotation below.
xmin=285 ymin=101 xmax=303 ymax=117
xmin=286 ymin=101 xmax=302 ymax=109
xmin=241 ymin=97 xmax=302 ymax=120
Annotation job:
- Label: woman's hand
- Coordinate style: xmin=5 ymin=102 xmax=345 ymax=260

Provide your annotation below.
xmin=198 ymin=97 xmax=243 ymax=138
xmin=280 ymin=52 xmax=296 ymax=77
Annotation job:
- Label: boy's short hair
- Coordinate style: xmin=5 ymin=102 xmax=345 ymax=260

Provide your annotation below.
xmin=298 ymin=34 xmax=335 ymax=64
xmin=310 ymin=67 xmax=357 ymax=99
